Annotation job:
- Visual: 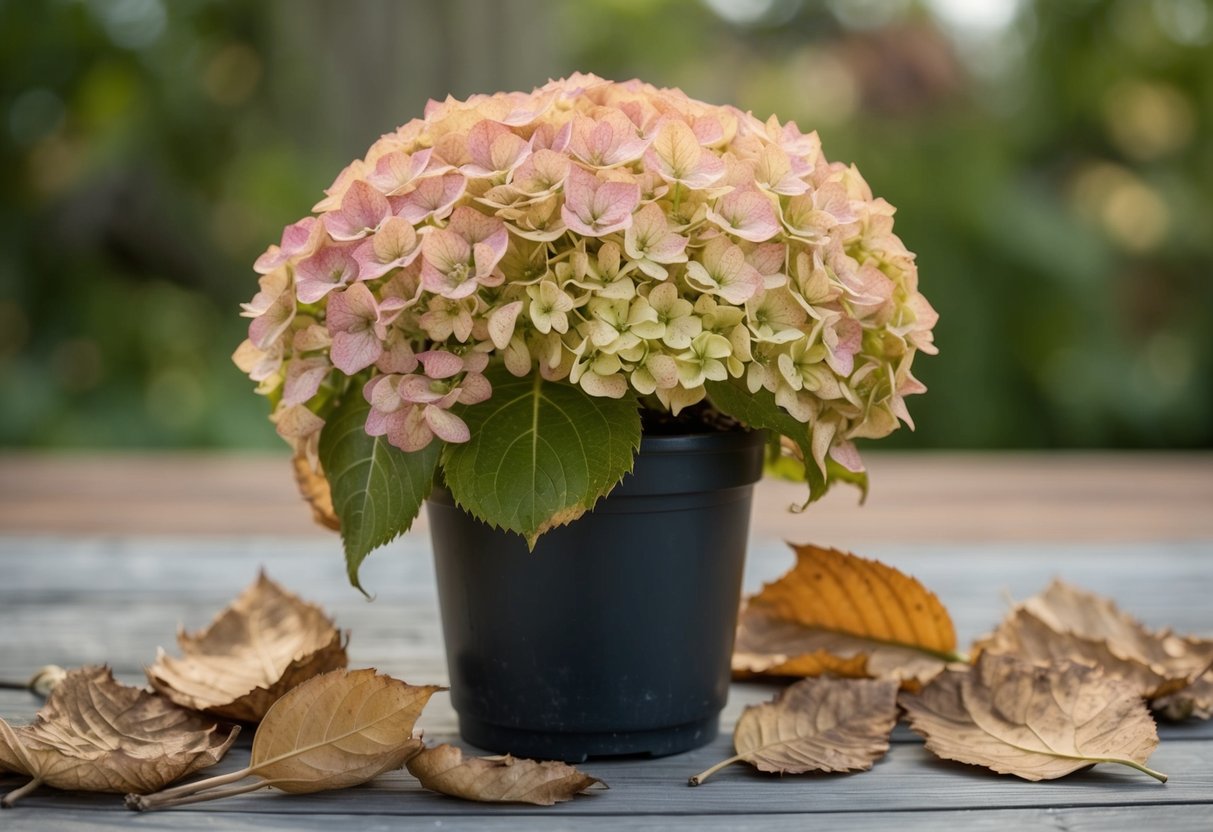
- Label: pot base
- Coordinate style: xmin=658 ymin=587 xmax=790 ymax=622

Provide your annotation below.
xmin=459 ymin=714 xmax=720 ymax=763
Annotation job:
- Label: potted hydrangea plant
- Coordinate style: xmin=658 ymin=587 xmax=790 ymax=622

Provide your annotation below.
xmin=236 ymin=74 xmax=936 ymax=761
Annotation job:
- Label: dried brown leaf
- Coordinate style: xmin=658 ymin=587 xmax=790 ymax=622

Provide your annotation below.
xmin=293 ymin=452 xmax=340 ymax=531
xmin=0 ymin=666 xmax=237 ymax=807
xmin=975 ymin=580 xmax=1213 ymax=706
xmin=900 ymin=653 xmax=1166 ymax=782
xmin=147 ymin=571 xmax=348 ymax=722
xmin=1153 ymin=666 xmax=1213 ymax=721
xmin=129 ymin=668 xmax=444 ymax=811
xmin=406 ymin=743 xmax=604 ymax=805
xmin=690 ymin=677 xmax=899 ymax=785
xmin=732 ymin=544 xmax=960 ymax=687
xmin=975 ymin=607 xmax=1186 ymax=700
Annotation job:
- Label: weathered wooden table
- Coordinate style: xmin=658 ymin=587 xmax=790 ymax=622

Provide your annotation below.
xmin=2 ymin=452 xmax=1211 ymax=830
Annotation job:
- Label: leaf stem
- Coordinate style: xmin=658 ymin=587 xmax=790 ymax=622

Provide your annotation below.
xmin=131 ymin=766 xmax=253 ymax=804
xmin=128 ymin=779 xmax=269 ymax=812
xmin=1 ymin=777 xmax=43 ymax=808
xmin=688 ymin=753 xmax=745 ymax=786
xmin=1101 ymin=757 xmax=1168 ymax=783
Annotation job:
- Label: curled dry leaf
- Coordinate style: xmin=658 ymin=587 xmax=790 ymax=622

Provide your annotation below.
xmin=147 ymin=571 xmax=348 ymax=722
xmin=733 ymin=544 xmax=962 ymax=688
xmin=975 ymin=580 xmax=1213 ymax=710
xmin=1153 ymin=674 xmax=1213 ymax=721
xmin=0 ymin=666 xmax=237 ymax=808
xmin=975 ymin=607 xmax=1184 ymax=700
xmin=900 ymin=653 xmax=1166 ymax=782
xmin=406 ymin=743 xmax=605 ymax=805
xmin=129 ymin=668 xmax=444 ymax=811
xmin=690 ymin=677 xmax=899 ymax=785
xmin=293 ymin=452 xmax=341 ymax=531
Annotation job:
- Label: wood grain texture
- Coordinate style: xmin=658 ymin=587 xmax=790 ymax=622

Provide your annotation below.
xmin=1 ymin=452 xmax=1212 ymax=828
xmin=1 ymin=805 xmax=1212 ymax=831
xmin=2 ymin=451 xmax=1212 ymax=543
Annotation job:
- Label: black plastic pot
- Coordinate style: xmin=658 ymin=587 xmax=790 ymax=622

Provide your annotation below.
xmin=426 ymin=426 xmax=766 ymax=762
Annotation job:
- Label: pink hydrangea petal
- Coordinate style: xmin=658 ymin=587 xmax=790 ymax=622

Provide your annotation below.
xmin=274 ymin=404 xmax=325 ymax=439
xmin=416 ymin=350 xmax=463 ymax=379
xmin=254 ymin=218 xmax=322 ymax=274
xmin=457 ymin=372 xmax=492 ymax=404
xmin=325 ymin=283 xmax=380 ymax=335
xmin=282 ymin=357 xmax=330 ymax=406
xmin=397 ymin=374 xmax=444 ymax=404
xmin=376 ymin=339 xmax=418 ymax=374
xmin=392 ymin=407 xmax=435 ymax=452
xmin=392 ymin=173 xmax=467 ymax=224
xmin=423 ymin=405 xmax=470 ymax=444
xmin=295 ymin=245 xmax=358 ymax=303
xmin=247 ymin=289 xmax=295 ymax=350
xmin=707 ymin=186 xmax=781 ymax=243
xmin=829 ymin=440 xmax=865 ymax=473
xmin=322 ymin=180 xmax=390 ymax=241
xmin=331 ymin=329 xmax=383 ymax=375
xmin=487 ymin=300 xmax=524 ymax=350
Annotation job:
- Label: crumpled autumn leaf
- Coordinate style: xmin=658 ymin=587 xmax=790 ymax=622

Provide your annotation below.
xmin=406 ymin=743 xmax=605 ymax=805
xmin=293 ymin=452 xmax=341 ymax=531
xmin=147 ymin=571 xmax=348 ymax=722
xmin=1153 ymin=674 xmax=1213 ymax=721
xmin=900 ymin=653 xmax=1166 ymax=782
xmin=129 ymin=668 xmax=444 ymax=811
xmin=0 ymin=666 xmax=237 ymax=808
xmin=691 ymin=676 xmax=898 ymax=785
xmin=974 ymin=579 xmax=1213 ymax=712
xmin=733 ymin=544 xmax=963 ymax=688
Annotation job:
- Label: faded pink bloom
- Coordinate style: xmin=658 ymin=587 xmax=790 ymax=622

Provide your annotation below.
xmin=420 ymin=207 xmax=508 ymax=299
xmin=353 ymin=217 xmax=421 ymax=281
xmin=242 ymin=269 xmax=295 ymax=350
xmin=644 ymin=119 xmax=725 ymax=190
xmin=569 ymin=111 xmax=650 ymax=167
xmin=282 ymin=356 xmax=331 ymax=406
xmin=391 ymin=173 xmax=467 ymax=225
xmin=684 ymin=238 xmax=763 ymax=304
xmin=366 ymin=148 xmax=440 ymax=195
xmin=623 ymin=203 xmax=688 ymax=280
xmin=461 ymin=120 xmax=531 ymax=180
xmin=560 ymin=166 xmax=640 ymax=237
xmin=253 ymin=217 xmax=323 ymax=274
xmin=295 ymin=243 xmax=359 ymax=304
xmin=326 ymin=283 xmax=391 ymax=374
xmin=706 ymin=186 xmax=781 ymax=243
xmin=321 ymin=180 xmax=391 ymax=241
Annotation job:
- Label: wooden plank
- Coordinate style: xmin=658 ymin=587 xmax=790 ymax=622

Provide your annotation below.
xmin=2 ymin=534 xmax=1211 ymax=825
xmin=3 ymin=452 xmax=1212 ymax=543
xmin=1 ymin=737 xmax=1209 ymax=817
xmin=2 ymin=804 xmax=1213 ymax=832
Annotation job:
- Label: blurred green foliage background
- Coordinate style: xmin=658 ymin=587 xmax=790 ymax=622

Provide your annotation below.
xmin=1 ymin=0 xmax=1210 ymax=450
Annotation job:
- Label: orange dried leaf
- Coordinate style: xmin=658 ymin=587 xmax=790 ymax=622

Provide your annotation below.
xmin=733 ymin=544 xmax=960 ymax=686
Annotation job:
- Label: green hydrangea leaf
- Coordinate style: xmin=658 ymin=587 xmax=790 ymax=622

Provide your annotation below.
xmin=706 ymin=377 xmax=844 ymax=506
xmin=442 ymin=366 xmax=641 ymax=547
xmin=318 ymin=393 xmax=442 ymax=594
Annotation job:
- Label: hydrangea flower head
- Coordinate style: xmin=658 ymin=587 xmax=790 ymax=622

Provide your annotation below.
xmin=238 ymin=75 xmax=936 ymax=478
